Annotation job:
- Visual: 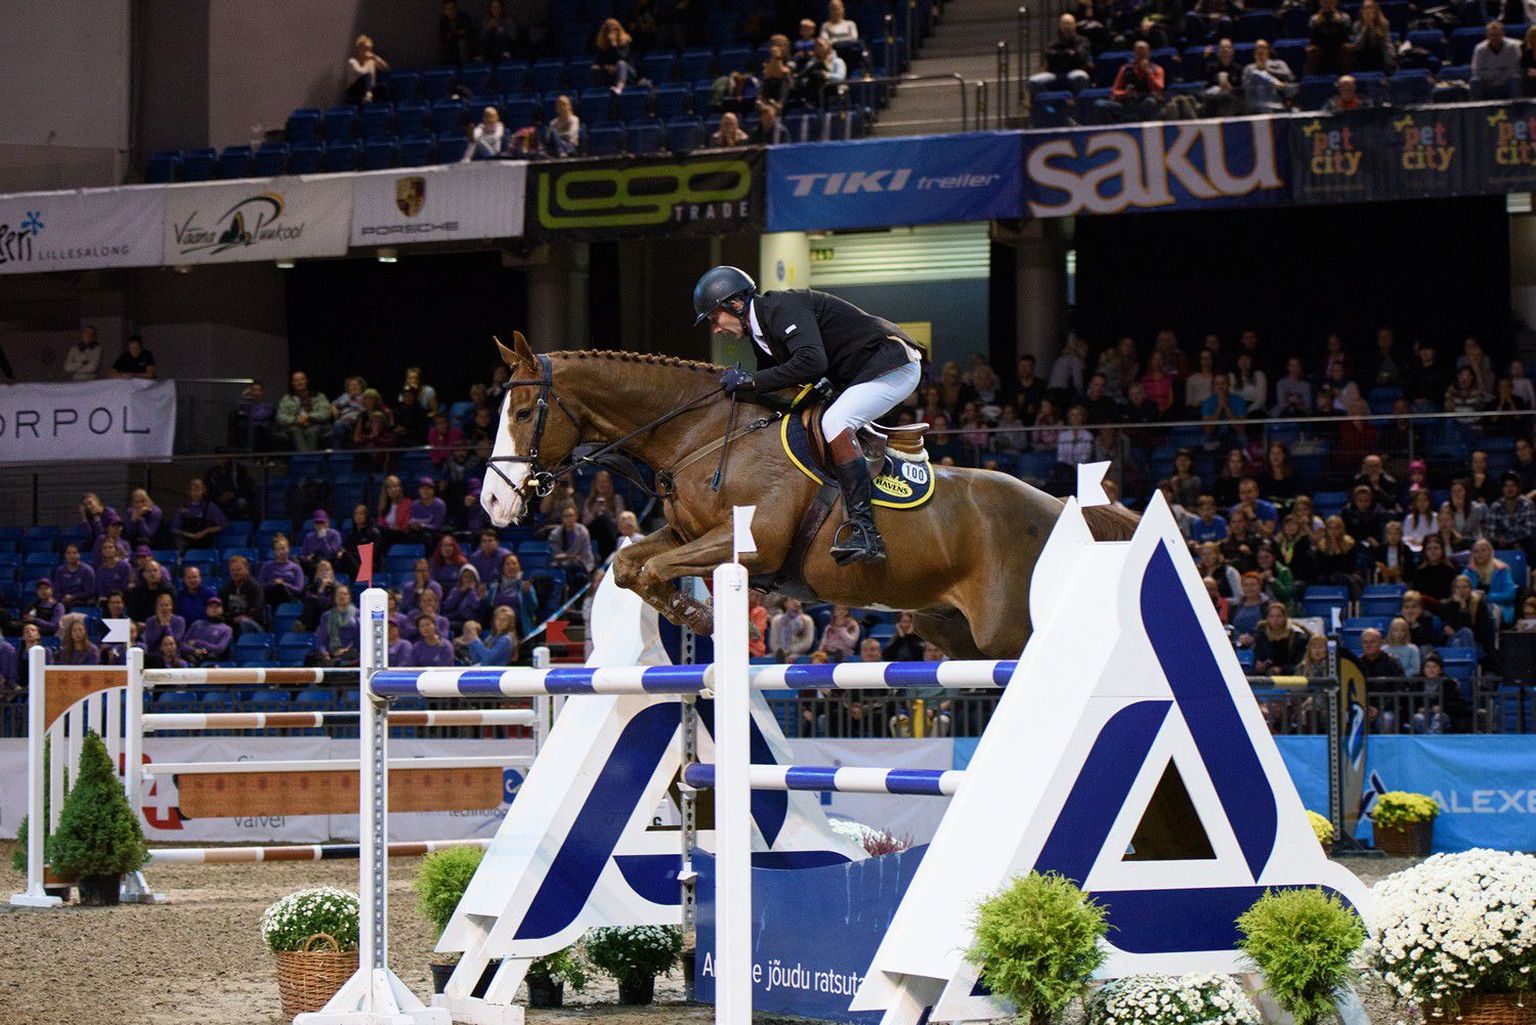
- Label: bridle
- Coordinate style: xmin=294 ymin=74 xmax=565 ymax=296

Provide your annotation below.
xmin=484 ymin=353 xmax=725 ymax=509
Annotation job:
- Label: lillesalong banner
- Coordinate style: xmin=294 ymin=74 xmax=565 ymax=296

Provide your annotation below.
xmin=0 ymin=379 xmax=177 ymax=464
xmin=0 ymin=186 xmax=165 ymax=274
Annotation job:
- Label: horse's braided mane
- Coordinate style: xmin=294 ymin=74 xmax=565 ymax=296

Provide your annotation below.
xmin=551 ymin=349 xmax=725 ymax=374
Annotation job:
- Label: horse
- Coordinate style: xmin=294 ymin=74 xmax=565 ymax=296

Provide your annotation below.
xmin=481 ymin=333 xmax=1138 ymax=661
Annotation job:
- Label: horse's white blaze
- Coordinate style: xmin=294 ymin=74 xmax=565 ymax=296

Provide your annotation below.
xmin=483 ymin=392 xmax=529 ymax=526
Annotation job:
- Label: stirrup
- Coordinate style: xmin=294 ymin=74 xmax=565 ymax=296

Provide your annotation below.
xmin=830 ymin=520 xmax=886 ymax=565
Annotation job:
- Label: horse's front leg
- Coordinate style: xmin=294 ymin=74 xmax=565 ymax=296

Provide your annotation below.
xmin=633 ymin=524 xmax=744 ymax=636
xmin=611 ymin=526 xmax=699 ymax=628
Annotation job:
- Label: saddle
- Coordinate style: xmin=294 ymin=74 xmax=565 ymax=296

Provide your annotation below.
xmin=803 ymin=409 xmax=932 ymax=476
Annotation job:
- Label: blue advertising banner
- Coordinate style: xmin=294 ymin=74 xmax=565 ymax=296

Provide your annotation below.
xmin=1021 ymin=118 xmax=1290 ymax=217
xmin=765 ymin=132 xmax=1024 ymax=231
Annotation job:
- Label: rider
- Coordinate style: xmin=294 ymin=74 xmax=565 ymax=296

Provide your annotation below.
xmin=693 ymin=265 xmax=922 ymax=564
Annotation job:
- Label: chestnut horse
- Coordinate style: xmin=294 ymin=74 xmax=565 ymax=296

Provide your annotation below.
xmin=481 ymin=333 xmax=1137 ymax=660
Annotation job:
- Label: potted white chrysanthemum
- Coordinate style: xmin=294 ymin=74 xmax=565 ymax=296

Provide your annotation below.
xmin=1085 ymin=973 xmax=1262 ymax=1025
xmin=1363 ymin=849 xmax=1536 ymax=1023
xmin=259 ymin=886 xmax=361 ymax=1018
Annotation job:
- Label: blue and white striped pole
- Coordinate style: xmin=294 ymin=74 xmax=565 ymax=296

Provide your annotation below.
xmin=683 ymin=763 xmax=964 ymax=798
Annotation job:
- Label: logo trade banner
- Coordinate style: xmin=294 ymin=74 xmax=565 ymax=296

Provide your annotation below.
xmin=767 ymin=132 xmax=1023 ymax=231
xmin=0 ymin=379 xmax=176 ymax=464
xmin=0 ymin=187 xmax=164 ymax=274
xmin=165 ymin=176 xmax=352 ymax=263
xmin=350 ymin=161 xmax=526 ymax=245
xmin=1022 ymin=119 xmax=1288 ymax=217
xmin=529 ymin=150 xmax=762 ymax=240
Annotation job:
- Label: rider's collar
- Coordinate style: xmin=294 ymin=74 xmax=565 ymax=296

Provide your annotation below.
xmin=747 ymin=298 xmax=771 ymax=356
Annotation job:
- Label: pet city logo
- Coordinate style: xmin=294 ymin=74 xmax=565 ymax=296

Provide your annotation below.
xmin=1301 ymin=119 xmax=1363 ymax=177
xmin=0 ymin=210 xmax=44 ymax=266
xmin=537 ymin=159 xmax=752 ymax=229
xmin=172 ymin=191 xmax=304 ymax=256
xmin=1390 ymin=113 xmax=1455 ymax=173
xmin=1487 ymin=108 xmax=1536 ymax=168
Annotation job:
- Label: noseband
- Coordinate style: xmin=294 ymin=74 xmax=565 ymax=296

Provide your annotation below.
xmin=485 ymin=354 xmax=580 ymax=501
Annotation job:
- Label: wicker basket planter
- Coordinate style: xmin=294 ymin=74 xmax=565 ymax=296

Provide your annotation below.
xmin=275 ymin=933 xmax=358 ymax=1018
xmin=1373 ymin=819 xmax=1433 ymax=857
xmin=1445 ymin=994 xmax=1536 ymax=1025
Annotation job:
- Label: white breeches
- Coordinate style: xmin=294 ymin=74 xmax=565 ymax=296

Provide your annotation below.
xmin=821 ymin=361 xmax=922 ymax=438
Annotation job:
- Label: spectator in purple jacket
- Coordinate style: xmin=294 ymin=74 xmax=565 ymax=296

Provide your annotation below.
xmin=131 ymin=544 xmax=155 ymax=586
xmin=124 ymin=488 xmax=165 ymax=548
xmin=54 ymin=544 xmax=97 ymax=609
xmin=387 ymin=591 xmax=414 ymax=639
xmin=469 ymin=528 xmax=510 ymax=582
xmin=149 ymin=633 xmax=188 ymax=670
xmin=142 ymin=592 xmax=187 ymax=652
xmin=23 ymin=579 xmax=64 ymax=636
xmin=92 ymin=513 xmax=131 ymax=567
xmin=17 ymin=623 xmax=47 ymax=685
xmin=79 ymin=492 xmax=117 ymax=551
xmin=181 ymin=596 xmax=233 ymax=663
xmin=415 ymin=589 xmax=451 ymax=642
xmin=258 ymin=535 xmax=306 ymax=609
xmin=298 ymin=510 xmax=344 ymax=576
xmin=172 ymin=478 xmax=227 ymax=553
xmin=401 ymin=558 xmax=442 ymax=616
xmin=408 ymin=477 xmax=448 ymax=539
xmin=56 ymin=618 xmax=100 ymax=666
xmin=443 ymin=565 xmax=482 ymax=626
xmin=429 ymin=534 xmax=469 ymax=590
xmin=0 ymin=636 xmax=16 ymax=695
xmin=95 ymin=543 xmax=134 ymax=603
xmin=316 ymin=586 xmax=360 ymax=666
xmin=387 ymin=620 xmax=413 ymax=667
xmin=409 ymin=612 xmax=454 ymax=666
xmin=173 ymin=564 xmax=215 ymax=624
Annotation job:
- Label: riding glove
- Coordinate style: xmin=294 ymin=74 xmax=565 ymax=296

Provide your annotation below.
xmin=720 ymin=368 xmax=755 ymax=393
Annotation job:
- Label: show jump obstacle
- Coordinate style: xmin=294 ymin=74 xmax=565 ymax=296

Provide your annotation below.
xmin=8 ymin=658 xmax=543 ymax=910
xmin=299 ymin=487 xmax=1371 ymax=1025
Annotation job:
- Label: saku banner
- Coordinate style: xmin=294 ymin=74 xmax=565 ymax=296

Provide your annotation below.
xmin=526 ymin=148 xmax=763 ymax=240
xmin=765 ymin=132 xmax=1024 ymax=231
xmin=1021 ymin=117 xmax=1290 ymax=216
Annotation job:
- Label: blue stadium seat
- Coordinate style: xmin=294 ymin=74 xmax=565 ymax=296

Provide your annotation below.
xmin=1407 ymin=29 xmax=1447 ymax=63
xmin=665 ymin=116 xmax=704 ymax=153
xmin=288 ymin=143 xmax=325 ymax=174
xmin=692 ymin=80 xmax=716 ymax=116
xmin=654 ymin=83 xmax=692 ymax=119
xmin=252 ymin=142 xmax=289 ymax=176
xmin=1298 ymin=75 xmax=1337 ymax=110
xmin=286 ymin=108 xmax=322 ymax=143
xmin=323 ymin=141 xmax=360 ymax=172
xmin=217 ymin=146 xmax=252 ymax=179
xmin=579 ymin=87 xmax=615 ymax=123
xmin=1390 ymin=69 xmax=1431 ymax=106
xmin=679 ymin=47 xmax=714 ymax=82
xmin=636 ymin=50 xmax=674 ymax=84
xmin=584 ymin=122 xmax=623 ymax=155
xmin=359 ymin=103 xmax=394 ymax=138
xmin=459 ymin=61 xmax=492 ymax=94
xmin=322 ymin=105 xmax=358 ymax=140
xmin=1094 ymin=50 xmax=1130 ymax=87
xmin=422 ymin=67 xmax=457 ymax=100
xmin=147 ymin=151 xmax=180 ymax=183
xmin=495 ymin=61 xmax=530 ymax=95
xmin=362 ymin=137 xmax=399 ymax=170
xmin=1235 ymin=10 xmax=1276 ymax=40
xmin=1351 ymin=70 xmax=1387 ymax=103
xmin=627 ymin=119 xmax=665 ymax=154
xmin=1449 ymin=26 xmax=1484 ymax=64
xmin=784 ymin=111 xmax=818 ymax=142
xmin=394 ymin=101 xmax=430 ymax=134
xmin=1272 ymin=38 xmax=1306 ymax=72
xmin=386 ymin=69 xmax=421 ymax=102
xmin=430 ymin=99 xmax=467 ymax=135
xmin=615 ymin=86 xmax=652 ymax=122
xmin=502 ymin=95 xmax=540 ymax=129
xmin=400 ymin=133 xmax=437 ymax=167
xmin=530 ymin=59 xmax=567 ymax=94
xmin=716 ymin=45 xmax=752 ymax=72
xmin=1031 ymin=91 xmax=1075 ymax=129
xmin=180 ymin=148 xmax=218 ymax=181
xmin=437 ymin=131 xmax=469 ymax=160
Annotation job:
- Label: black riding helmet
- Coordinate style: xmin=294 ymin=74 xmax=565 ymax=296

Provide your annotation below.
xmin=692 ymin=265 xmax=756 ymax=327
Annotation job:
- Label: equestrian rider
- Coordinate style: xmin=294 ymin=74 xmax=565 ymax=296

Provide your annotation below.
xmin=693 ymin=265 xmax=922 ymax=564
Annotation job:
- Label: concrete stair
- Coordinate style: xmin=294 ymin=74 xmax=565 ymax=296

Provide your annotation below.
xmin=872 ymin=0 xmax=1047 ymax=135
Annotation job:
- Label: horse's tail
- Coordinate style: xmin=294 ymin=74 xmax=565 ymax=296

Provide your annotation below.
xmin=1082 ymin=503 xmax=1140 ymax=541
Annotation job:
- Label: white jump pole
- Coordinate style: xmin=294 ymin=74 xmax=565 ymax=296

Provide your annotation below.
xmin=713 ymin=558 xmax=752 ymax=1025
xmin=295 ymin=586 xmax=448 ymax=1025
xmin=9 ymin=646 xmax=61 ymax=908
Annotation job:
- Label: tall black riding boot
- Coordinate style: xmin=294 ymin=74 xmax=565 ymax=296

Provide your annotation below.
xmin=827 ymin=429 xmax=886 ymax=565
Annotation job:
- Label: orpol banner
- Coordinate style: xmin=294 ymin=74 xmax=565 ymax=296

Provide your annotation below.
xmin=0 ymin=379 xmax=176 ymax=464
xmin=164 ymin=176 xmax=352 ymax=264
xmin=1022 ymin=118 xmax=1289 ymax=216
xmin=0 ymin=186 xmax=164 ymax=274
xmin=350 ymin=161 xmax=526 ymax=245
xmin=766 ymin=132 xmax=1023 ymax=231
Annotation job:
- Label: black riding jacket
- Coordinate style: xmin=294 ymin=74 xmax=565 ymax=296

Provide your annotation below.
xmin=744 ymin=289 xmax=918 ymax=393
